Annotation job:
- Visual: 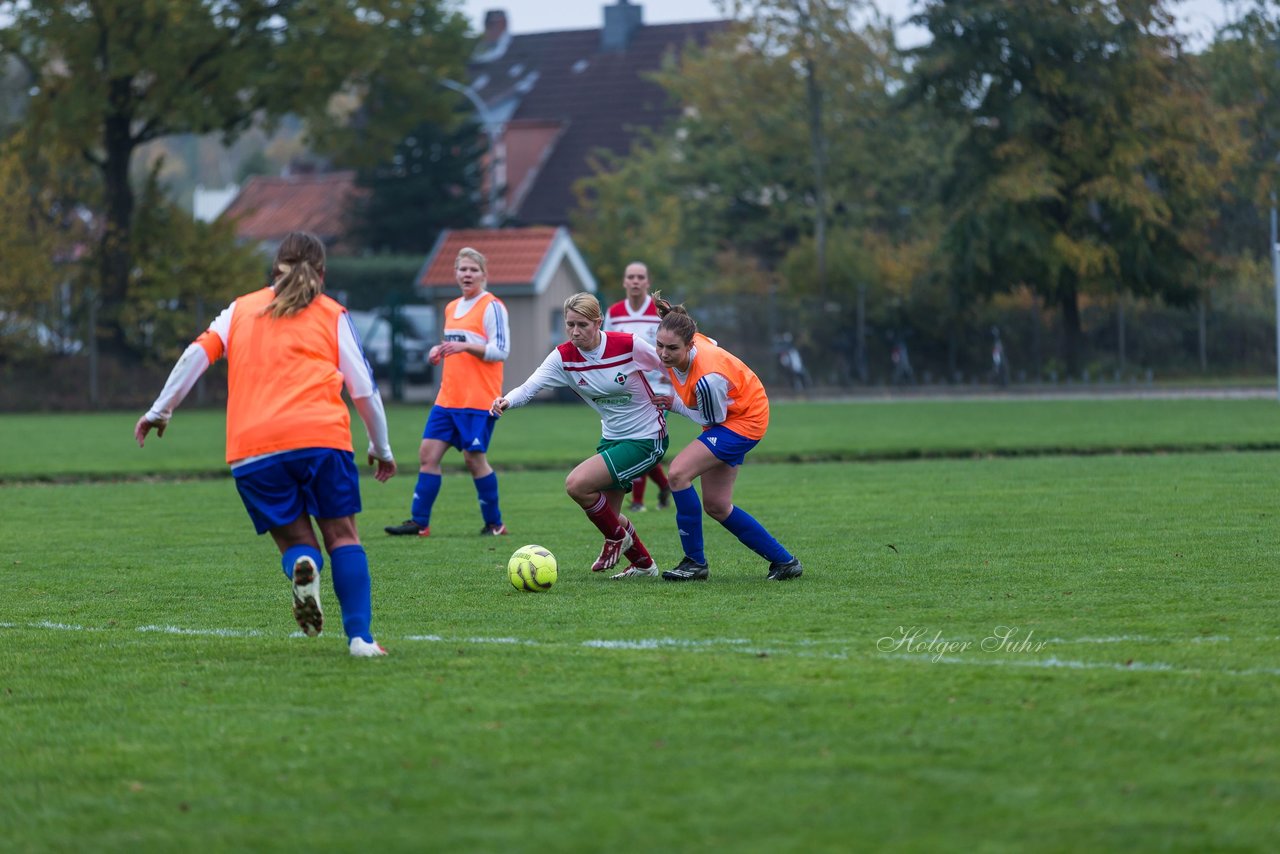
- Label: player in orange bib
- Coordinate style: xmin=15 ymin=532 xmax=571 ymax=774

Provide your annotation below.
xmin=134 ymin=231 xmax=397 ymax=657
xmin=385 ymin=246 xmax=510 ymax=538
xmin=650 ymin=293 xmax=803 ymax=582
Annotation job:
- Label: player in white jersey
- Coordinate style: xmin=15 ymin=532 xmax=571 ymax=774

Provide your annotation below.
xmin=602 ymin=261 xmax=673 ymax=513
xmin=492 ymin=292 xmax=667 ymax=578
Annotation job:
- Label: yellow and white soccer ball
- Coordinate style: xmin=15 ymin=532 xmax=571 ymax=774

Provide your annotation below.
xmin=508 ymin=544 xmax=558 ymax=592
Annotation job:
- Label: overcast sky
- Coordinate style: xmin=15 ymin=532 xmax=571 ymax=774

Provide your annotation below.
xmin=459 ymin=0 xmax=1240 ymax=49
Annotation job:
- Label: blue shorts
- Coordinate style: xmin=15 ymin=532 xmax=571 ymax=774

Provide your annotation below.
xmin=424 ymin=406 xmax=497 ymax=453
xmin=233 ymin=449 xmax=362 ymax=534
xmin=697 ymin=425 xmax=759 ymax=467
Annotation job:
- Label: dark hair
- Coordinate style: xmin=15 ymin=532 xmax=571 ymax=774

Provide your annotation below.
xmin=264 ymin=231 xmax=326 ymax=318
xmin=653 ymin=290 xmax=697 ymax=345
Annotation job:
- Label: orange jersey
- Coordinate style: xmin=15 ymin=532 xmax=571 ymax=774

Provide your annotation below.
xmin=435 ymin=291 xmax=506 ymax=410
xmin=669 ymin=333 xmax=770 ymax=440
xmin=195 ymin=288 xmax=353 ymax=462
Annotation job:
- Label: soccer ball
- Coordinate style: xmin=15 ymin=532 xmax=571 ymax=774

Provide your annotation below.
xmin=508 ymin=545 xmax=558 ymax=592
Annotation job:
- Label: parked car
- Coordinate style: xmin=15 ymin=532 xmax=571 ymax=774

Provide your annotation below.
xmin=347 ymin=309 xmax=433 ymax=383
xmin=396 ymin=304 xmax=438 ymax=348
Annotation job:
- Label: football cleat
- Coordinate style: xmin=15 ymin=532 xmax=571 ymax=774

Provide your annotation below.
xmin=349 ymin=637 xmax=387 ymax=657
xmin=291 ymin=556 xmax=323 ymax=637
xmin=628 ymin=501 xmax=647 ymax=513
xmin=610 ymin=560 xmax=659 ymax=580
xmin=661 ymin=556 xmax=709 ymax=582
xmin=386 ymin=519 xmax=428 ymax=536
xmin=479 ymin=523 xmax=508 ymax=536
xmin=657 ymin=487 xmax=672 ymax=510
xmin=591 ymin=526 xmax=634 ymax=572
xmin=766 ymin=556 xmax=804 ymax=581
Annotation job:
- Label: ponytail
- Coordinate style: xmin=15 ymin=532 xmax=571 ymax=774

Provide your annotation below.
xmin=653 ymin=290 xmax=697 ymax=345
xmin=263 ymin=231 xmax=327 ymax=318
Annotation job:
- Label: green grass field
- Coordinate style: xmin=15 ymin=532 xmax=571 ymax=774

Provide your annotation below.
xmin=2 ymin=399 xmax=1278 ymax=851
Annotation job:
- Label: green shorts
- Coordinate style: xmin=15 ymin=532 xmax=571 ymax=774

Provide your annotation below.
xmin=596 ymin=436 xmax=669 ymax=492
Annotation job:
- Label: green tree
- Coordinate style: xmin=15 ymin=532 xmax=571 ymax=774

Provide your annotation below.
xmin=351 ymin=114 xmax=486 ymax=255
xmin=907 ymin=0 xmax=1242 ymax=375
xmin=1200 ymin=1 xmax=1280 ymax=259
xmin=589 ymin=1 xmax=936 ymax=380
xmin=572 ymin=140 xmax=694 ymax=293
xmin=0 ymin=130 xmax=95 ymax=362
xmin=123 ymin=167 xmax=264 ymax=361
xmin=0 ymin=0 xmax=471 ymax=356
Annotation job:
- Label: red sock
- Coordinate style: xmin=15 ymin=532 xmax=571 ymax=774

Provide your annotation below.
xmin=631 ymin=475 xmax=647 ymax=503
xmin=648 ymin=464 xmax=670 ymax=490
xmin=584 ymin=494 xmax=625 ymax=539
xmin=624 ymin=534 xmax=652 ymax=566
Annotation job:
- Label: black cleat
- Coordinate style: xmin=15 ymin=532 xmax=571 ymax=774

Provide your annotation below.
xmin=766 ymin=557 xmax=803 ymax=580
xmin=291 ymin=556 xmax=323 ymax=637
xmin=662 ymin=557 xmax=709 ymax=581
xmin=479 ymin=523 xmax=508 ymax=536
xmin=657 ymin=487 xmax=672 ymax=510
xmin=385 ymin=519 xmax=427 ymax=536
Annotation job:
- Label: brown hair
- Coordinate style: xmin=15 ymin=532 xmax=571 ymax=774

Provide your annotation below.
xmin=264 ymin=231 xmax=326 ymax=318
xmin=653 ymin=290 xmax=697 ymax=345
xmin=563 ymin=292 xmax=602 ymax=323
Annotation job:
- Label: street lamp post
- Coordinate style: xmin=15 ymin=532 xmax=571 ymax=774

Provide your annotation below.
xmin=441 ymin=78 xmax=504 ymax=227
xmin=1273 ymin=191 xmax=1280 ymax=401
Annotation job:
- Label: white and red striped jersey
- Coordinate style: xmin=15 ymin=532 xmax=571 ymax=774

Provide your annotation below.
xmin=502 ymin=332 xmax=667 ymax=440
xmin=603 ymin=296 xmax=670 ymax=394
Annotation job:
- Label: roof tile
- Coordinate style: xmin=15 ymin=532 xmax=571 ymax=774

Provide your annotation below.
xmin=419 ymin=227 xmax=561 ymax=288
xmin=222 ymin=171 xmax=367 ymax=246
xmin=471 ymin=20 xmax=727 ymax=225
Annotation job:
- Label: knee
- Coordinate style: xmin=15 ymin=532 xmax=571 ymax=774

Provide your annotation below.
xmin=667 ymin=469 xmax=694 ymax=492
xmin=463 ymin=453 xmax=489 ymax=477
xmin=564 ymin=472 xmax=590 ymax=503
xmin=703 ymin=498 xmax=732 ymax=521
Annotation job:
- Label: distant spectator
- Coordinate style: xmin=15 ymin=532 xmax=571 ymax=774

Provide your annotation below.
xmin=603 ymin=261 xmax=673 ymax=514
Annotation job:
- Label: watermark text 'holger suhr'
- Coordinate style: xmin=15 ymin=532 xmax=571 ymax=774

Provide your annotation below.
xmin=877 ymin=626 xmax=1049 ymax=663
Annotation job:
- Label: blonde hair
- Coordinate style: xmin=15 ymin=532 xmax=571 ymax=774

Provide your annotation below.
xmin=455 ymin=246 xmax=488 ymax=275
xmin=264 ymin=231 xmax=326 ymax=318
xmin=653 ymin=290 xmax=697 ymax=344
xmin=563 ymin=292 xmax=602 ymax=323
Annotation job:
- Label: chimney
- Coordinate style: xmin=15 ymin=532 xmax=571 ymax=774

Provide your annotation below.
xmin=601 ymin=0 xmax=642 ymax=53
xmin=482 ymin=10 xmax=508 ymax=47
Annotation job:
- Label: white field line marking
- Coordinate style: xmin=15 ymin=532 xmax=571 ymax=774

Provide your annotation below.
xmin=583 ymin=638 xmax=751 ymax=650
xmin=403 ymin=634 xmax=539 ymax=645
xmin=882 ymin=652 xmax=1280 ymax=678
xmin=1041 ymin=634 xmax=1237 ymax=645
xmin=137 ymin=624 xmax=262 ymax=638
xmin=4 ymin=621 xmax=1278 ymax=677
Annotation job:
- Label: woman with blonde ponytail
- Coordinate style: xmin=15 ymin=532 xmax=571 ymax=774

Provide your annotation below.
xmin=135 ymin=231 xmax=398 ymax=657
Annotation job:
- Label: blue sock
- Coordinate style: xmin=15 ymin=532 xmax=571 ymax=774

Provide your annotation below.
xmin=281 ymin=544 xmax=324 ymax=580
xmin=672 ymin=486 xmax=706 ymax=565
xmin=410 ymin=472 xmax=442 ymax=527
xmin=474 ymin=471 xmax=502 ymax=526
xmin=720 ymin=506 xmax=791 ymax=564
xmin=329 ymin=544 xmax=373 ymax=643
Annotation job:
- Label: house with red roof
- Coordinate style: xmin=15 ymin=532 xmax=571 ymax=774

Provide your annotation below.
xmin=220 ymin=170 xmax=367 ymax=255
xmin=469 ymin=2 xmax=727 ymax=226
xmin=417 ymin=226 xmax=597 ymax=386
